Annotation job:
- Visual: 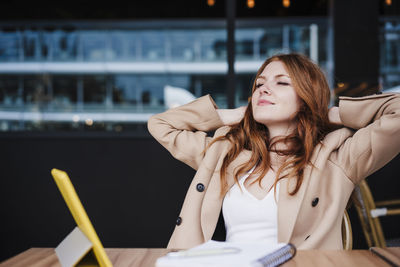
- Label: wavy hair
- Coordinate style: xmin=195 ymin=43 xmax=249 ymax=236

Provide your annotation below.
xmin=208 ymin=53 xmax=338 ymax=197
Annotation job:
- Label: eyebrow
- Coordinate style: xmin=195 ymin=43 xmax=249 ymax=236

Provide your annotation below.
xmin=257 ymin=74 xmax=291 ymax=80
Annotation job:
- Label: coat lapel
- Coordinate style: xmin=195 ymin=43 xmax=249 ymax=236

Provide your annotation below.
xmin=200 ymin=149 xmax=252 ymax=241
xmin=277 ymin=164 xmax=312 ymax=243
xmin=277 ymin=144 xmax=323 ymax=243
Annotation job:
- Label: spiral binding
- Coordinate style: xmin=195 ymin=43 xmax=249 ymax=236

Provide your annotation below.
xmin=251 ymin=243 xmax=296 ymax=267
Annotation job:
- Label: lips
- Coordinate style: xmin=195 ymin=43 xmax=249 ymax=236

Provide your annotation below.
xmin=257 ymin=99 xmax=274 ymax=106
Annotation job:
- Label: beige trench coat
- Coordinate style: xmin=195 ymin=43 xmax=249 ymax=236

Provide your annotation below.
xmin=147 ymin=93 xmax=400 ymax=250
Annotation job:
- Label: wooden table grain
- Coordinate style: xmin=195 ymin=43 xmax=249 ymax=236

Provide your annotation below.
xmin=282 ymin=249 xmax=393 ymax=267
xmin=1 ymin=247 xmax=396 ymax=267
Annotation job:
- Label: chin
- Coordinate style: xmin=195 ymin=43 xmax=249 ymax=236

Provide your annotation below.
xmin=253 ymin=116 xmax=271 ymax=126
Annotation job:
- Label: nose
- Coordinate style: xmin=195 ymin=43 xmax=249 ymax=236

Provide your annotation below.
xmin=263 ymin=88 xmax=271 ymax=95
xmin=259 ymin=83 xmax=272 ymax=95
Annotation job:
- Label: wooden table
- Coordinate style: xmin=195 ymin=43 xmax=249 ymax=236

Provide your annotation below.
xmin=1 ymin=247 xmax=398 ymax=267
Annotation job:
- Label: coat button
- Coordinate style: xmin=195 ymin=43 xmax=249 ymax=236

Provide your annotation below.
xmin=311 ymin=197 xmax=319 ymax=207
xmin=196 ymin=183 xmax=205 ymax=192
xmin=176 ymin=216 xmax=182 ymax=226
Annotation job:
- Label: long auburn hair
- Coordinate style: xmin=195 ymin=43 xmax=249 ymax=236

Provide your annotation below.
xmin=208 ymin=53 xmax=338 ymax=197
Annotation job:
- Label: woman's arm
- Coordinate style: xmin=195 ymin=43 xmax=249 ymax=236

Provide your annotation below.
xmin=216 ymin=106 xmax=247 ymax=126
xmin=328 ymin=106 xmax=342 ymax=126
xmin=148 ymin=95 xmax=225 ymax=170
xmin=332 ymin=93 xmax=400 ymax=184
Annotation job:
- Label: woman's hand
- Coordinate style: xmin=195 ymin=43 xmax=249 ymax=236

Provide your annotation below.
xmin=328 ymin=106 xmax=343 ymax=125
xmin=217 ymin=106 xmax=247 ymax=125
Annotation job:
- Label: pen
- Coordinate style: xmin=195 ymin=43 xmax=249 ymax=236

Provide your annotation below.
xmin=167 ymin=247 xmax=241 ymax=258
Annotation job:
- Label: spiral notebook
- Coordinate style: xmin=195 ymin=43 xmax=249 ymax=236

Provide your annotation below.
xmin=156 ymin=240 xmax=296 ymax=267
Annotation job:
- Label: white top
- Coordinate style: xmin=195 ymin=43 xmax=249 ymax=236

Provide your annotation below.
xmin=222 ymin=168 xmax=279 ymax=244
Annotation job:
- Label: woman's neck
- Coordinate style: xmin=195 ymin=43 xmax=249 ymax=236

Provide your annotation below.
xmin=267 ymin=121 xmax=297 ymax=139
xmin=269 ymin=151 xmax=287 ymax=169
xmin=266 ymin=122 xmax=297 ymax=165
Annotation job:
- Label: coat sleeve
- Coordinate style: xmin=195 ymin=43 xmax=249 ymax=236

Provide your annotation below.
xmin=147 ymin=94 xmax=224 ymax=170
xmin=334 ymin=93 xmax=400 ymax=184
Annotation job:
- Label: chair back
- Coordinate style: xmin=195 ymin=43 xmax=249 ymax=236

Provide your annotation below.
xmin=353 ymin=180 xmax=386 ymax=247
xmin=342 ymin=209 xmax=353 ymax=250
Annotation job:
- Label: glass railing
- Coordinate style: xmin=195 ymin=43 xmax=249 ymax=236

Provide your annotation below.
xmin=0 ymin=23 xmax=326 ymax=64
xmin=0 ymin=28 xmax=229 ymax=63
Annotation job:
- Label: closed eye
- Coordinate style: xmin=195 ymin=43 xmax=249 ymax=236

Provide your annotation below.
xmin=255 ymin=83 xmax=263 ymax=88
xmin=277 ymin=82 xmax=290 ymax=86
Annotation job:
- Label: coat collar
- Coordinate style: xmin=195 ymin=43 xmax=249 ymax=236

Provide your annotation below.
xmin=277 ymin=128 xmax=355 ymax=243
xmin=277 ymin=163 xmax=314 ymax=243
xmin=200 ymin=149 xmax=252 ymax=241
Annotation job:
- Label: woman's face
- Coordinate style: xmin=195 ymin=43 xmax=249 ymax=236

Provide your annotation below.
xmin=251 ymin=61 xmax=301 ymax=129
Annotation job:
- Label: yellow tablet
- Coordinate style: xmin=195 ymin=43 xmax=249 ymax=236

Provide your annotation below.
xmin=51 ymin=168 xmax=112 ymax=267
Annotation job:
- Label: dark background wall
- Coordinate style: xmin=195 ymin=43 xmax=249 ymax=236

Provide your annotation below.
xmin=1 ymin=133 xmax=399 ymax=261
xmin=331 ymin=0 xmax=380 ymax=96
xmin=0 ymin=133 xmax=196 ymax=261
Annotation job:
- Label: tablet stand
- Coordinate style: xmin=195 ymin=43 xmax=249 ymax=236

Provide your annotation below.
xmin=55 ymin=226 xmax=100 ymax=267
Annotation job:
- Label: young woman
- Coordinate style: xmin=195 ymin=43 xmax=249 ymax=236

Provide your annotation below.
xmin=148 ymin=53 xmax=400 ymax=250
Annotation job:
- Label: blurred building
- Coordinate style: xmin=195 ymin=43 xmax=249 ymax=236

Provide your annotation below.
xmin=380 ymin=17 xmax=400 ymax=90
xmin=0 ymin=18 xmax=332 ymax=131
xmin=0 ymin=0 xmax=399 ymax=132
